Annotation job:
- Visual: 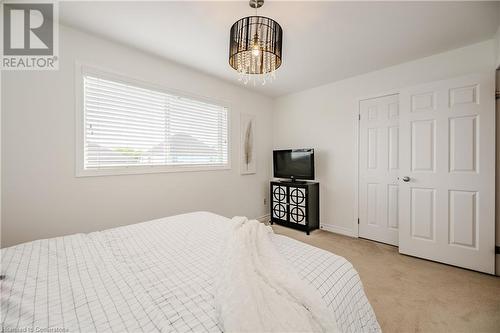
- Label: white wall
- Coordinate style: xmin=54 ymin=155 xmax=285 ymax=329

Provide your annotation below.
xmin=496 ymin=26 xmax=500 ymax=68
xmin=496 ymin=69 xmax=500 ymax=274
xmin=273 ymin=40 xmax=497 ymax=237
xmin=1 ymin=25 xmax=273 ymax=247
xmin=495 ymin=25 xmax=500 ymax=68
xmin=0 ymin=70 xmax=2 ymax=247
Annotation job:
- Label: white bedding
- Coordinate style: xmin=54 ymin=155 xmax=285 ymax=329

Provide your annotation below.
xmin=1 ymin=212 xmax=380 ymax=332
xmin=216 ymin=217 xmax=339 ymax=333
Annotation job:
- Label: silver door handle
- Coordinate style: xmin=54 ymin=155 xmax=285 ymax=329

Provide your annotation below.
xmin=400 ymin=176 xmax=410 ymax=182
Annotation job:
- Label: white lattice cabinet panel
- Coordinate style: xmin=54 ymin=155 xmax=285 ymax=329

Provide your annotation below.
xmin=289 ymin=187 xmax=307 ymax=225
xmin=272 ymin=185 xmax=288 ymax=220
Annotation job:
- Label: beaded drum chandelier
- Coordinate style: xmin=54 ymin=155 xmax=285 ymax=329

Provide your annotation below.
xmin=228 ymin=0 xmax=283 ymax=85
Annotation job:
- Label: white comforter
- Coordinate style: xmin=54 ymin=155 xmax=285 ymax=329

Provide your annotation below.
xmin=216 ymin=217 xmax=339 ymax=332
xmin=1 ymin=212 xmax=380 ymax=333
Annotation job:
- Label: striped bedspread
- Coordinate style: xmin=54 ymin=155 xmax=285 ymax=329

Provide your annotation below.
xmin=0 ymin=211 xmax=380 ymax=332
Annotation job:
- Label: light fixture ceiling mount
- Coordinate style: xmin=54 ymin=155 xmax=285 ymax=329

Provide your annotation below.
xmin=249 ymin=0 xmax=264 ymax=9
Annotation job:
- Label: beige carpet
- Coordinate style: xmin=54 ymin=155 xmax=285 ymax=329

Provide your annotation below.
xmin=271 ymin=225 xmax=500 ymax=333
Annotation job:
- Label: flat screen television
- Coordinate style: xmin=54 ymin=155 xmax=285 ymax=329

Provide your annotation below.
xmin=273 ymin=149 xmax=315 ymax=181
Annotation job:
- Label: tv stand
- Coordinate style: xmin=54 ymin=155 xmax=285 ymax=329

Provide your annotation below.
xmin=279 ymin=179 xmax=307 ymax=184
xmin=270 ymin=180 xmax=319 ymax=235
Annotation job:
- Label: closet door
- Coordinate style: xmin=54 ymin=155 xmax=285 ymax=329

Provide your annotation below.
xmin=359 ymin=94 xmax=400 ymax=246
xmin=398 ymin=73 xmax=495 ymax=274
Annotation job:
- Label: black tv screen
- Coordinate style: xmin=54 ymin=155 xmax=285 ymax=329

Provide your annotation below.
xmin=273 ymin=149 xmax=315 ymax=180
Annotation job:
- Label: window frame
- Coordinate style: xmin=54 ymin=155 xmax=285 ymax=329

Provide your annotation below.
xmin=75 ymin=62 xmax=231 ymax=177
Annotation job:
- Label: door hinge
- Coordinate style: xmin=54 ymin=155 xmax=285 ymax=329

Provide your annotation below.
xmin=357 ymin=218 xmax=360 ymax=225
xmin=358 ymin=114 xmax=361 ymax=120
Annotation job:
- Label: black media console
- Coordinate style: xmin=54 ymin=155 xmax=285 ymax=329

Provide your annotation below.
xmin=270 ymin=180 xmax=319 ymax=235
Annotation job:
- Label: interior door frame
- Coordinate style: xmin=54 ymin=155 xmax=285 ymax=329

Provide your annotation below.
xmin=355 ymin=89 xmax=400 ymax=239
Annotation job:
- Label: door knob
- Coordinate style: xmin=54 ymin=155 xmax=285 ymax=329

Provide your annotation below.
xmin=400 ymin=176 xmax=410 ymax=182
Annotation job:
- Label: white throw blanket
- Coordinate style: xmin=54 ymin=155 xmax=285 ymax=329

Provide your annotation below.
xmin=215 ymin=217 xmax=340 ymax=333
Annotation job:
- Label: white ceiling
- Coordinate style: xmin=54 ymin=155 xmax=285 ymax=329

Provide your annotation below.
xmin=60 ymin=1 xmax=500 ymax=97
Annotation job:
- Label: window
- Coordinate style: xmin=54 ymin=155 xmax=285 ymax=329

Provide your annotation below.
xmin=78 ymin=69 xmax=229 ymax=176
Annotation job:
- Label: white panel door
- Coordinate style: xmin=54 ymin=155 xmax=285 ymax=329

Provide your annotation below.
xmin=399 ymin=73 xmax=495 ymax=274
xmin=359 ymin=94 xmax=399 ymax=246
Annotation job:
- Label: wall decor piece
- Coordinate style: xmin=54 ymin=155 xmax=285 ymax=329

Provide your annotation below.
xmin=240 ymin=113 xmax=256 ymax=174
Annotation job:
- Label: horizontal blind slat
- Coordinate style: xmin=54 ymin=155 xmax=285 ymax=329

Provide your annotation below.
xmin=83 ymin=74 xmax=229 ymax=170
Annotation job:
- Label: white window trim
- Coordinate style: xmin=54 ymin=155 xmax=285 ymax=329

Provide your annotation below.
xmin=75 ymin=62 xmax=232 ymax=177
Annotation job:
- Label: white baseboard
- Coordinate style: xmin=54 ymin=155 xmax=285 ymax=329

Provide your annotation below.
xmin=258 ymin=218 xmax=358 ymax=237
xmin=320 ymin=223 xmax=358 ymax=238
xmin=255 ymin=214 xmax=270 ymax=223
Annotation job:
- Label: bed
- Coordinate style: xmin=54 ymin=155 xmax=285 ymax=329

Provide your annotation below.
xmin=0 ymin=211 xmax=380 ymax=332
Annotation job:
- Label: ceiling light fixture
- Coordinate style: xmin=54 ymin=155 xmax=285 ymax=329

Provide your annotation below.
xmin=229 ymin=0 xmax=283 ymax=86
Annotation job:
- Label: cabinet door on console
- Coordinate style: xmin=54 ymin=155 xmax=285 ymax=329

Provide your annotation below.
xmin=289 ymin=186 xmax=307 ymax=225
xmin=272 ymin=184 xmax=288 ymax=221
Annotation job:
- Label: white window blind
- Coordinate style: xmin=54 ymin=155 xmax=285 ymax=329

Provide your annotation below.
xmin=83 ymin=75 xmax=229 ymax=171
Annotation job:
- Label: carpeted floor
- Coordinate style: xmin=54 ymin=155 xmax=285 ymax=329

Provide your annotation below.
xmin=271 ymin=224 xmax=500 ymax=333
